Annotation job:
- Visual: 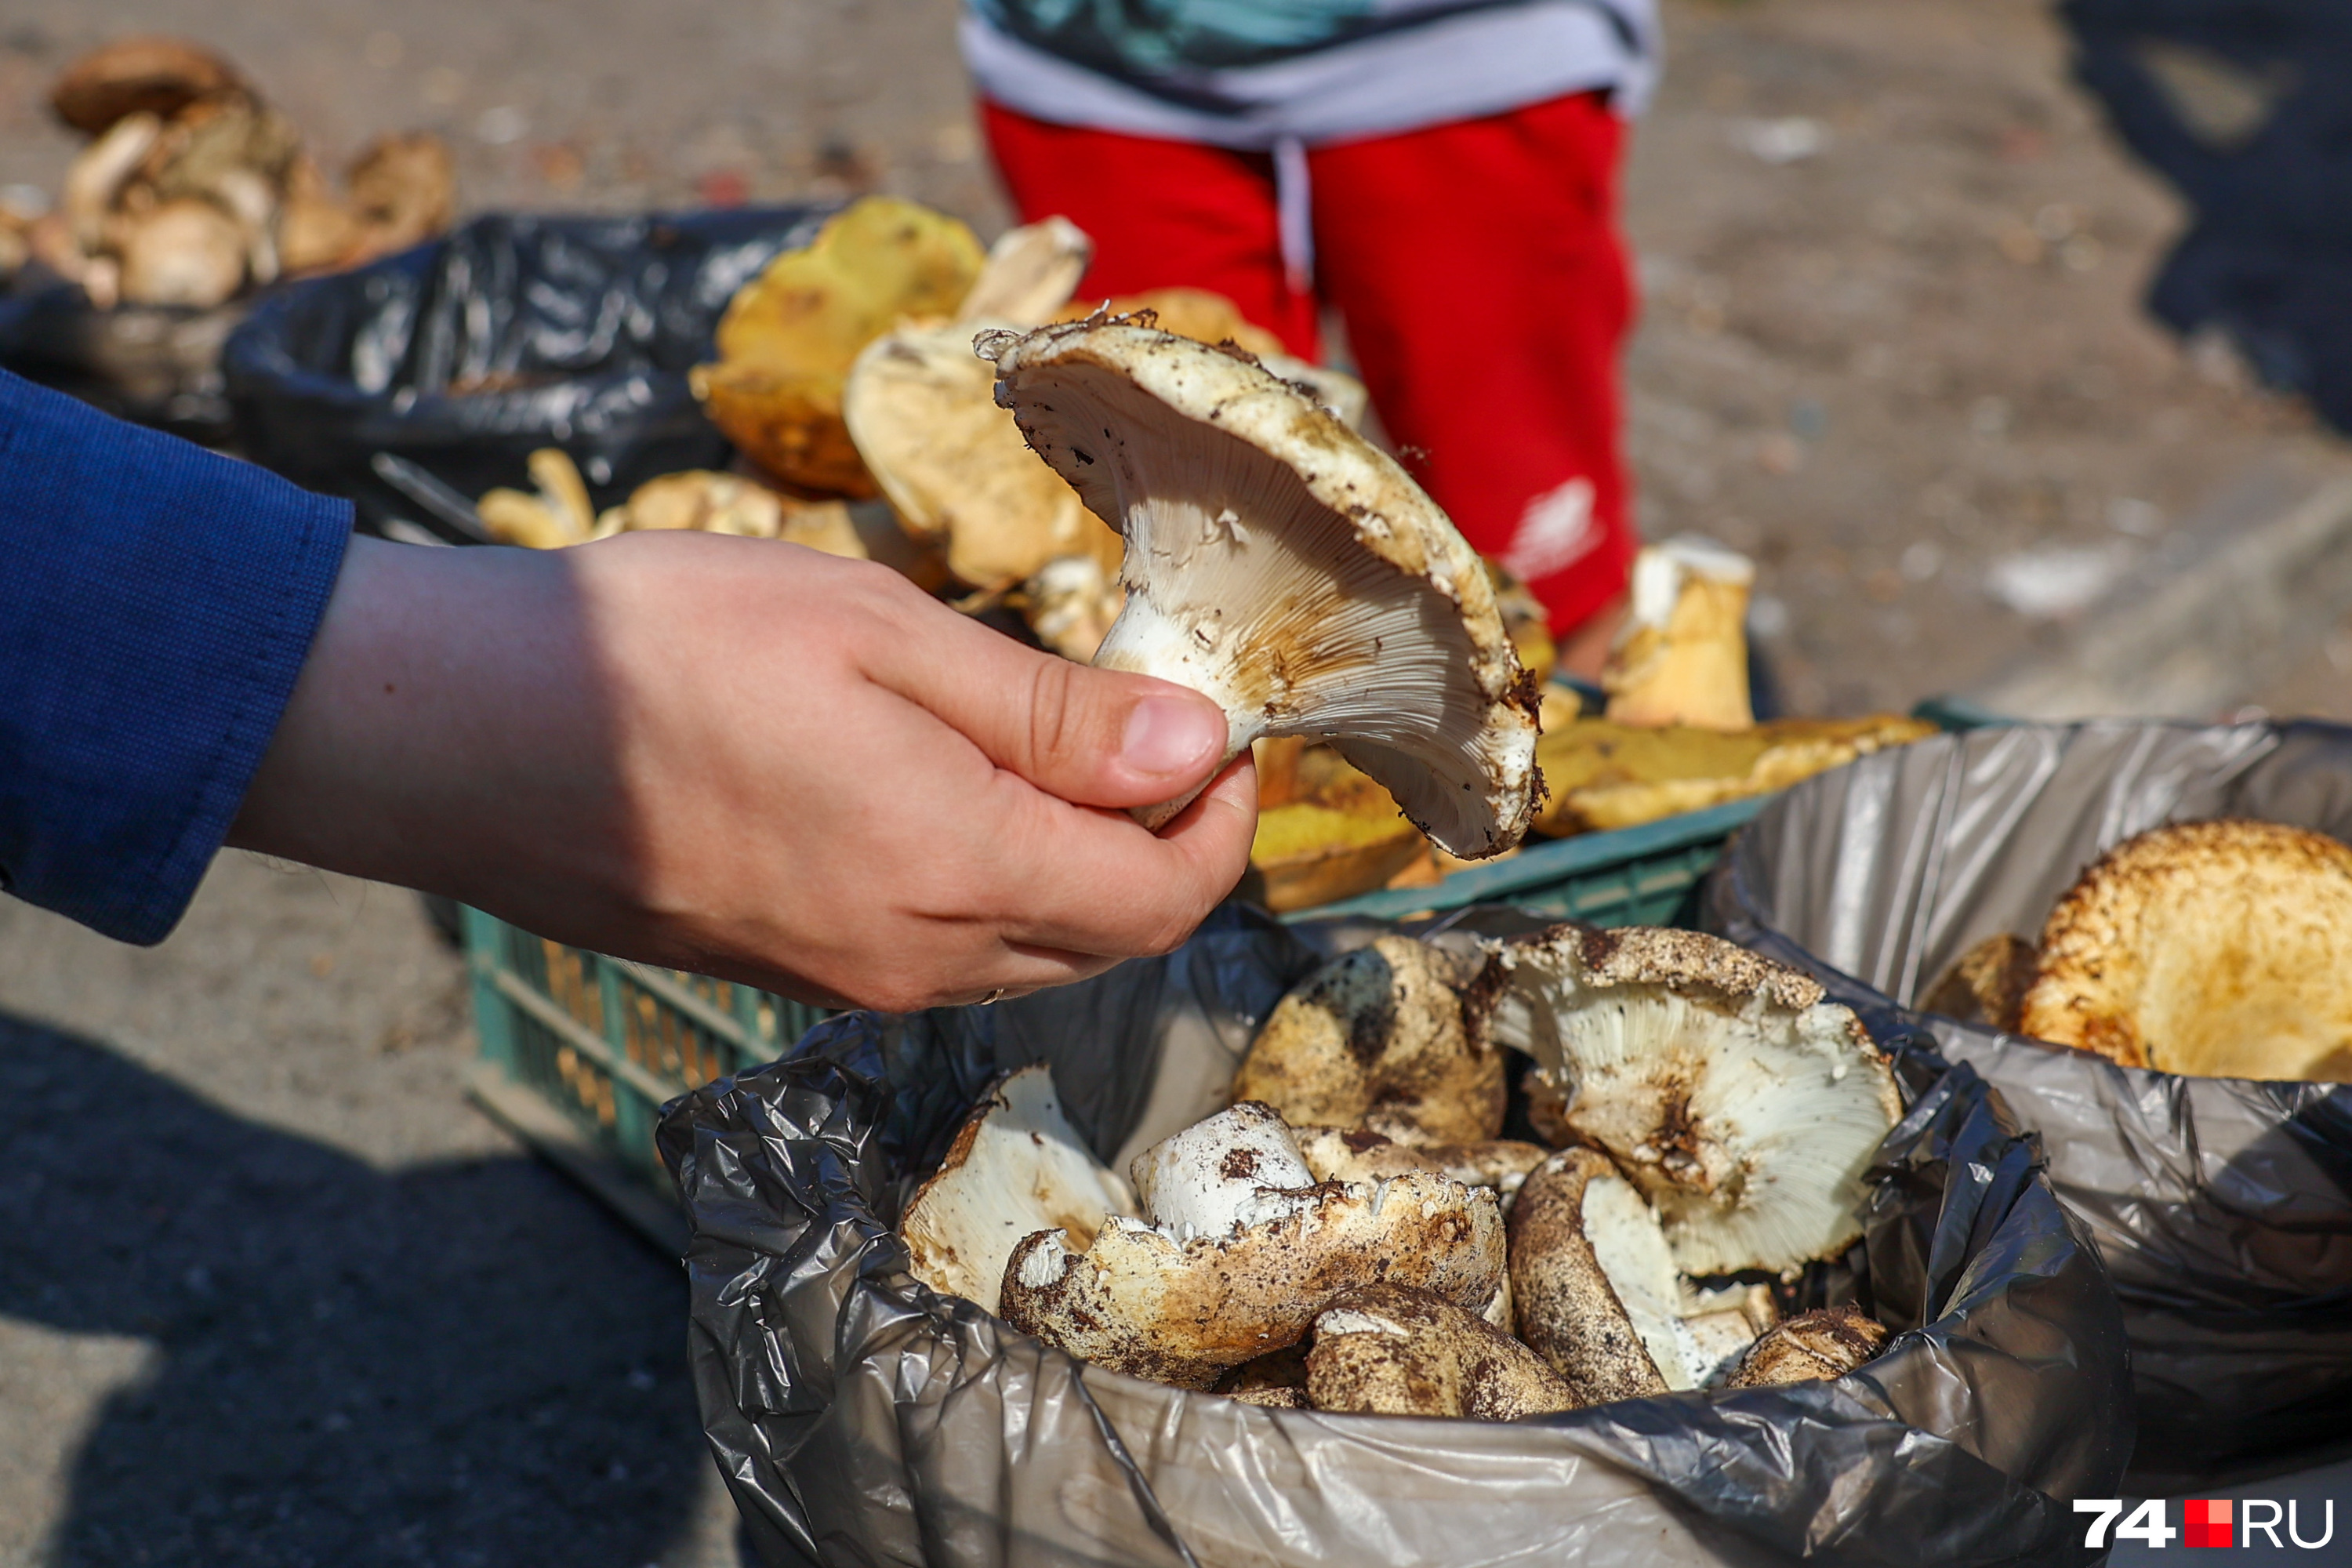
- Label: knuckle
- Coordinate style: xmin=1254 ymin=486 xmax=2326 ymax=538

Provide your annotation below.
xmin=1130 ymin=902 xmax=1200 ymax=958
xmin=1025 ymin=656 xmax=1083 ymax=774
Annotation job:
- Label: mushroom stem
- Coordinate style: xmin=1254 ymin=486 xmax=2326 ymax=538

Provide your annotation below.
xmin=1091 ymin=596 xmax=1249 ymax=828
xmin=1507 ymin=1149 xmax=1671 ymax=1406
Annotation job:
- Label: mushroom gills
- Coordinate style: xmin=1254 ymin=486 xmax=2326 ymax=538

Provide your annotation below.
xmin=898 ymin=1064 xmax=1134 ymax=1316
xmin=985 ymin=318 xmax=1539 ymax=859
xmin=1479 ymin=925 xmax=1901 ymax=1276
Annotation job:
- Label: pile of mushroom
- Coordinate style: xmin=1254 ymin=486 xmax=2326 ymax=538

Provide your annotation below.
xmin=474 ymin=448 xmax=887 ymax=560
xmin=902 ymin=926 xmax=1905 ymax=1421
xmin=19 ymin=37 xmax=454 ymax=309
xmin=903 ymin=1080 xmax=1506 ymax=1391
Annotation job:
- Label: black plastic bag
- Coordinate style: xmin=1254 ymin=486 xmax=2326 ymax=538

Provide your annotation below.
xmin=657 ymin=906 xmax=2129 ymax=1568
xmin=223 ymin=206 xmax=830 ymax=538
xmin=0 ymin=285 xmax=244 ymax=440
xmin=1705 ymin=720 xmax=2352 ymax=1481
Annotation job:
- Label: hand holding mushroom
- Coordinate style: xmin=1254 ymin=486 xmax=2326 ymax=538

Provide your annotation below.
xmin=982 ymin=317 xmax=1543 ymax=856
xmin=231 ymin=532 xmax=1257 ymax=1013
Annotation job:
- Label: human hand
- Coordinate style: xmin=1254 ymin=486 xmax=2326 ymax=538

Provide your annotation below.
xmin=230 ymin=532 xmax=1256 ymax=1010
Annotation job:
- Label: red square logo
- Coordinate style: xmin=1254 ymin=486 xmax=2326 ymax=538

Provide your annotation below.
xmin=2185 ymin=1498 xmax=2233 ymax=1548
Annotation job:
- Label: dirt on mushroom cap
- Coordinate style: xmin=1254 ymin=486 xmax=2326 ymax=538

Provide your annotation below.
xmin=1232 ymin=935 xmax=1504 ymax=1145
xmin=1000 ymin=1168 xmax=1504 ymax=1390
xmin=1306 ymin=1283 xmax=1579 ymax=1421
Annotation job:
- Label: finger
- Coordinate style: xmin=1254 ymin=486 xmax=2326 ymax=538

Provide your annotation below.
xmin=861 ymin=599 xmax=1231 ymax=811
xmin=946 ymin=752 xmax=1260 ymax=959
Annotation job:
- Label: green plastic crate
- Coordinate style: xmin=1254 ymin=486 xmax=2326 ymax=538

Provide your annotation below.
xmin=1292 ymin=695 xmax=1991 ymax=926
xmin=1290 ymin=794 xmax=1766 ymax=926
xmin=460 ymin=906 xmax=830 ymax=1246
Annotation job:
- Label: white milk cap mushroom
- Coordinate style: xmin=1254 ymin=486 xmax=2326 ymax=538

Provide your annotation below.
xmin=898 ymin=1064 xmax=1134 ymax=1316
xmin=1127 ymin=1100 xmax=1316 ymax=1241
xmin=1002 ymin=1102 xmax=1504 ymax=1388
xmin=956 ymin=215 xmax=1092 ymax=328
xmin=1000 ymin=1167 xmax=1503 ymax=1389
xmin=980 ymin=316 xmax=1542 ymax=858
xmin=1579 ymin=1167 xmax=1700 ymax=1391
xmin=1477 ymin=925 xmax=1901 ymax=1276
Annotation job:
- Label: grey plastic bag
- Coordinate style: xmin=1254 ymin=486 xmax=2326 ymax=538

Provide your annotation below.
xmin=1705 ymin=720 xmax=2352 ymax=1480
xmin=657 ymin=906 xmax=2129 ymax=1567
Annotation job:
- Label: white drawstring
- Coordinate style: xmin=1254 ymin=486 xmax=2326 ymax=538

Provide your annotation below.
xmin=1272 ymin=136 xmax=1315 ymax=296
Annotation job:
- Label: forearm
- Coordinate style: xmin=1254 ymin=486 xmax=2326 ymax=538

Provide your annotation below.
xmin=228 ymin=536 xmax=641 ymax=927
xmin=227 ymin=530 xmax=1253 ymax=1010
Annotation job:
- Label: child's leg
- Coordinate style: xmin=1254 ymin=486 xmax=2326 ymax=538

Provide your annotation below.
xmin=1311 ymin=92 xmax=1639 ymax=642
xmin=978 ymin=102 xmax=1319 ymax=358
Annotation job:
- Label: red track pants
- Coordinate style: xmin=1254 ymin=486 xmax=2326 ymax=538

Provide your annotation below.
xmin=982 ymin=93 xmax=1638 ymax=636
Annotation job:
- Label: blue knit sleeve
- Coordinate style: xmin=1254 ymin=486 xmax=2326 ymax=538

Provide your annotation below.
xmin=0 ymin=371 xmax=351 ymax=943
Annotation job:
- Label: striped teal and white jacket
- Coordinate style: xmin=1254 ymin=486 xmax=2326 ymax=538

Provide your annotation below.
xmin=963 ymin=0 xmax=1660 ymax=147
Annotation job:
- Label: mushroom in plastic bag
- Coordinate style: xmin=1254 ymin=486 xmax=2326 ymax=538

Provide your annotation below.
xmin=1704 ymin=719 xmax=2352 ymax=1479
xmin=657 ymin=906 xmax=2129 ymax=1568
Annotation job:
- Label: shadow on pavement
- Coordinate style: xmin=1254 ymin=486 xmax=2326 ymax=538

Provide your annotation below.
xmin=0 ymin=1011 xmax=731 ymax=1567
xmin=2063 ymin=1 xmax=2352 ymax=431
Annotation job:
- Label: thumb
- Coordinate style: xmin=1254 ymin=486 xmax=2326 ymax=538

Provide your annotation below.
xmin=873 ymin=612 xmax=1232 ymax=810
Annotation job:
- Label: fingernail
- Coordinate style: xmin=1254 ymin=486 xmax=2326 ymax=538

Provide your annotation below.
xmin=1121 ymin=694 xmax=1224 ymax=777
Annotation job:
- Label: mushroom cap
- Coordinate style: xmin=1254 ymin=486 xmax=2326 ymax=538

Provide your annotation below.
xmin=1921 ymin=931 xmax=2038 ymax=1033
xmin=344 ymin=132 xmax=457 ymax=252
xmin=982 ymin=318 xmax=1541 ymax=858
xmin=1305 ymin=1283 xmax=1578 ymax=1421
xmin=1232 ymin=935 xmax=1503 ymax=1145
xmin=1504 ymin=1148 xmax=1671 ymax=1406
xmin=1211 ymin=1341 xmax=1312 ymax=1406
xmin=1000 ymin=1168 xmax=1504 ymax=1389
xmin=1294 ymin=1126 xmax=1548 ymax=1196
xmin=50 ymin=37 xmax=243 ymax=136
xmin=1722 ymin=1306 xmax=1889 ymax=1389
xmin=899 ymin=1065 xmax=1134 ymax=1316
xmin=958 ymin=216 xmax=1092 ymax=328
xmin=1603 ymin=535 xmax=1755 ymax=731
xmin=1024 ymin=552 xmax=1127 ymax=662
xmin=2019 ymin=818 xmax=2352 ymax=1080
xmin=842 ymin=320 xmax=1119 ymax=591
xmin=1127 ymin=1101 xmax=1317 ymax=1240
xmin=694 ymin=196 xmax=983 ymax=495
xmin=116 ymin=197 xmax=245 ymax=309
xmin=1478 ymin=925 xmax=1901 ymax=1276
